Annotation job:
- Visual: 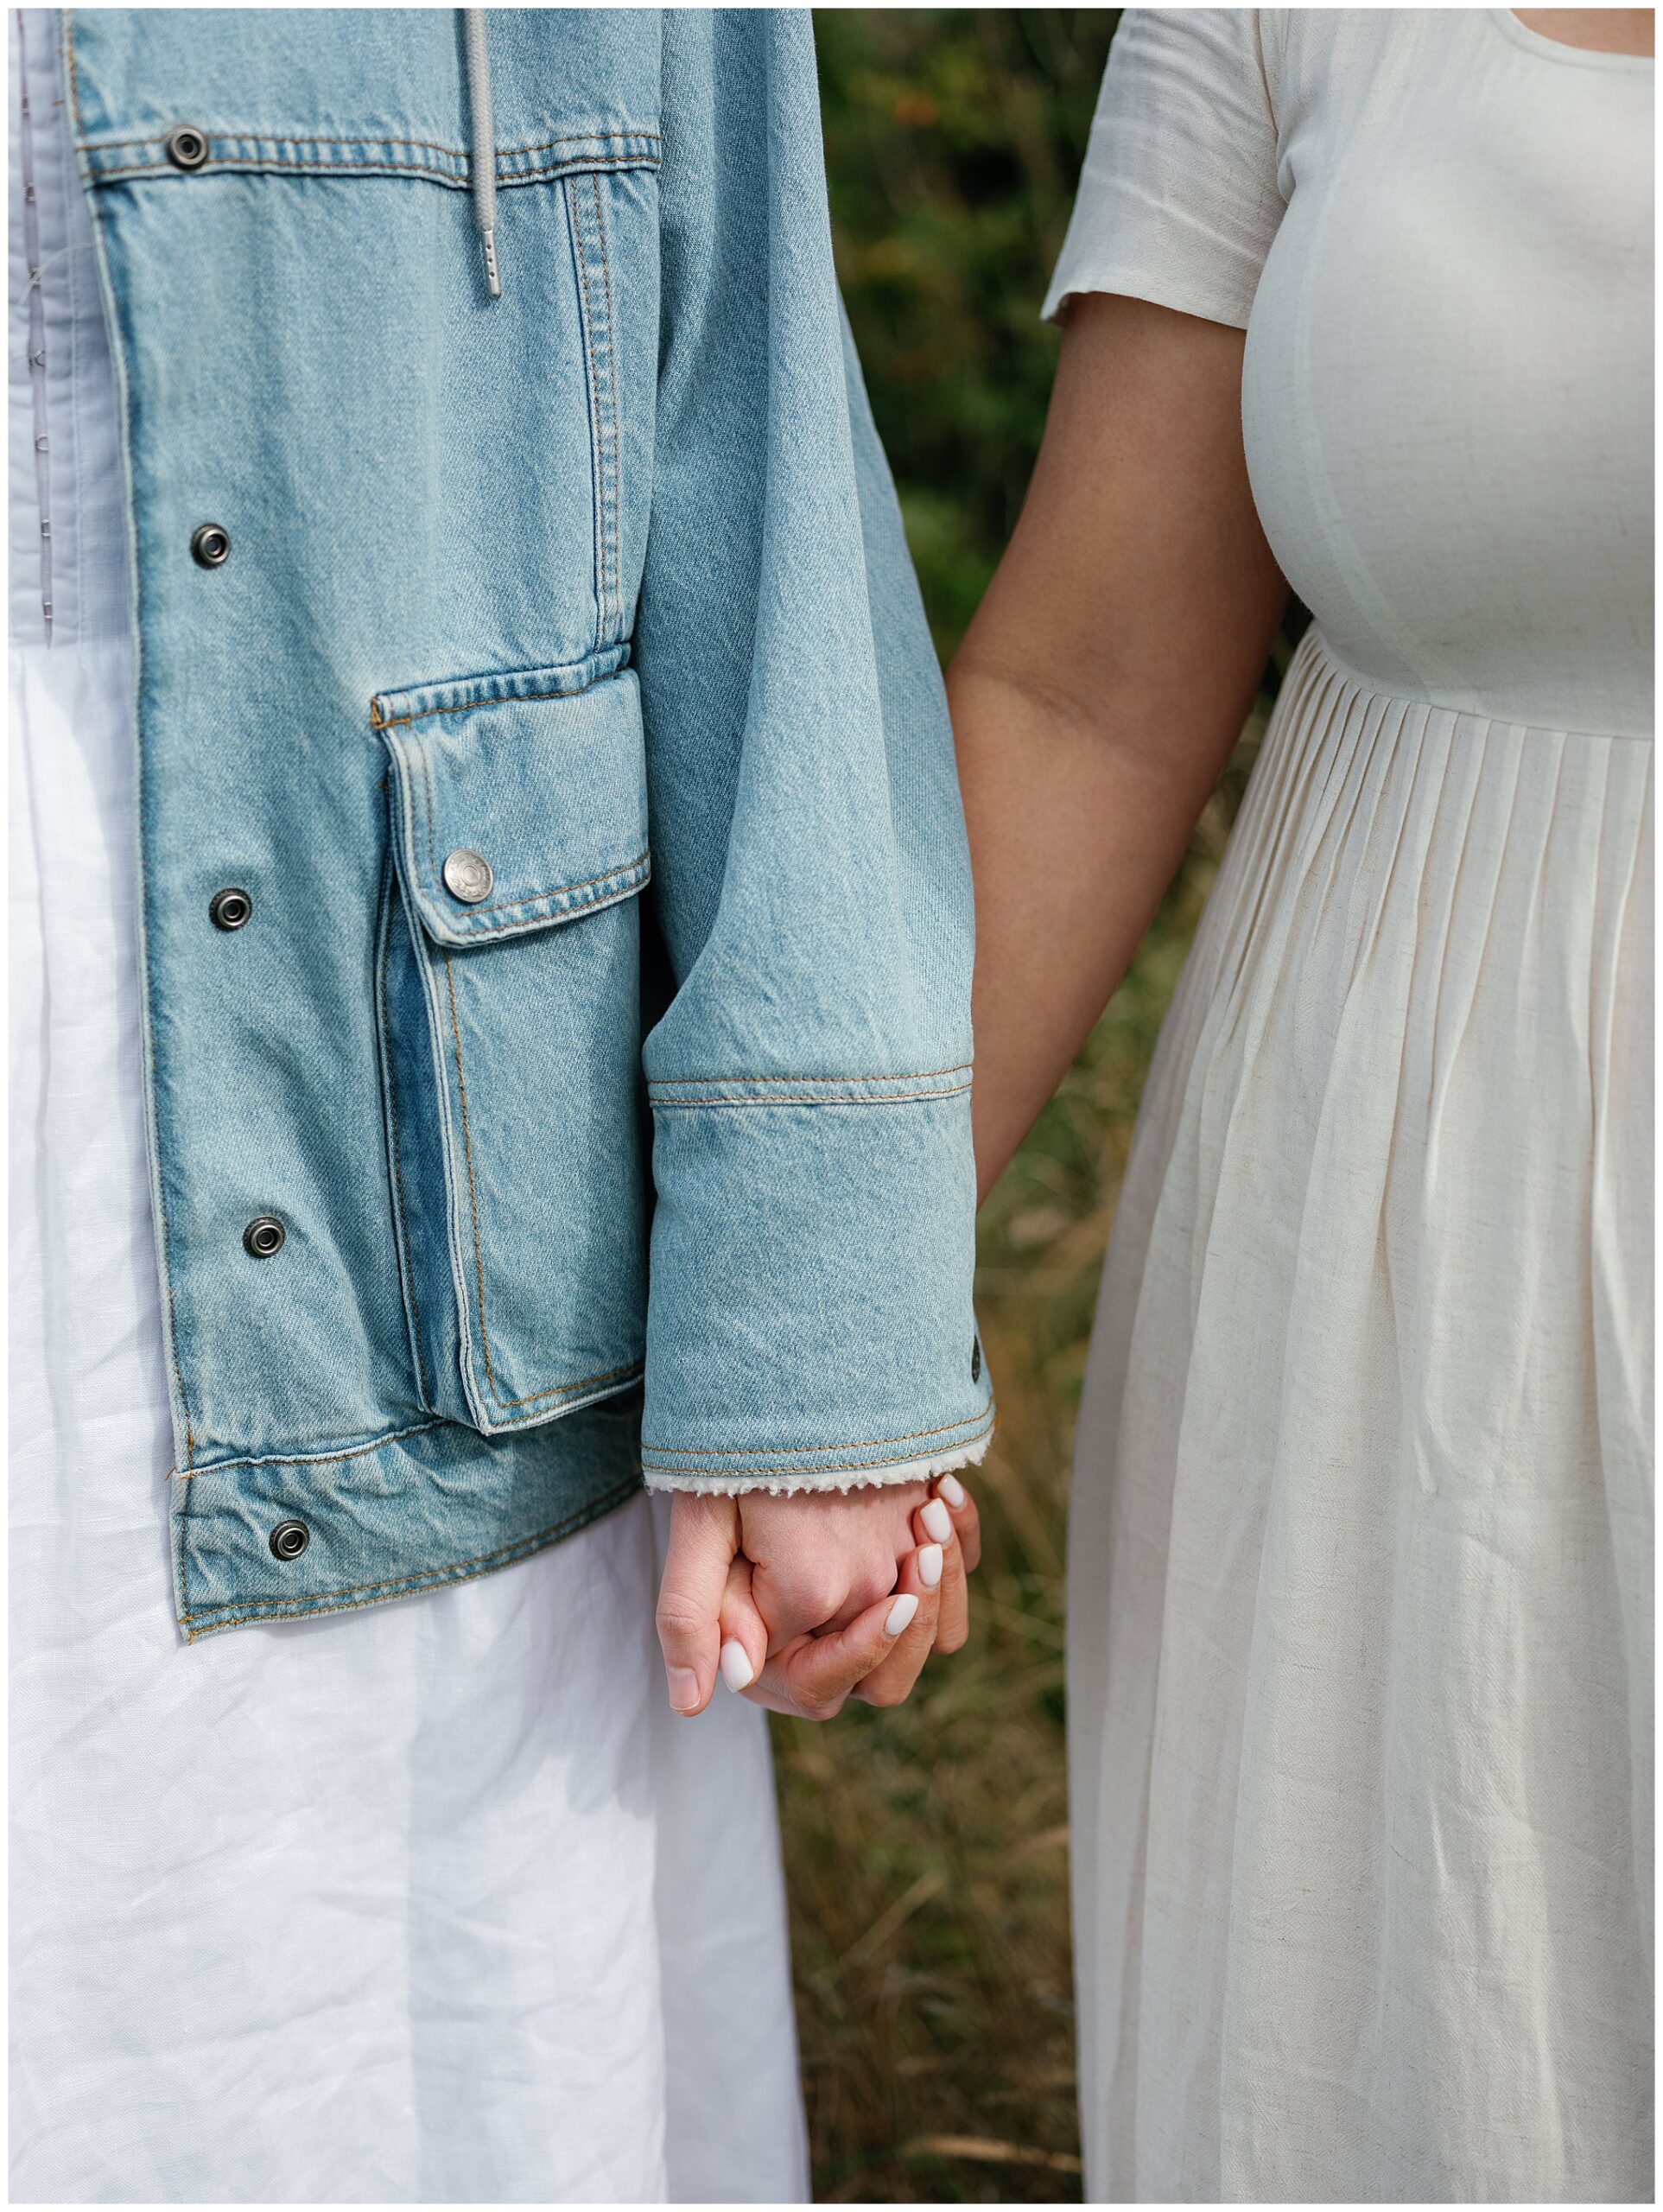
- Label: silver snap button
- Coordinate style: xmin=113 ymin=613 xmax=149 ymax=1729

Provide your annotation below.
xmin=165 ymin=125 xmax=210 ymax=172
xmin=442 ymin=849 xmax=494 ymax=904
xmin=209 ymin=887 xmax=251 ymax=931
xmin=269 ymin=1518 xmax=309 ymax=1561
xmin=244 ymin=1215 xmax=286 ymax=1258
xmin=190 ymin=523 xmax=230 ymax=569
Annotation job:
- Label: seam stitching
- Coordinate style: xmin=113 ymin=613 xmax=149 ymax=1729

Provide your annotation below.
xmin=371 ymin=664 xmax=617 ymax=728
xmin=174 ymin=1418 xmax=442 ymax=1481
xmin=85 ymin=128 xmax=660 ymax=157
xmin=129 ymin=591 xmax=195 ymax=1461
xmin=86 ymin=154 xmax=654 ymax=189
xmin=567 ymin=173 xmax=611 ymax=646
xmin=419 ymin=740 xmax=442 ymax=912
xmin=642 ymin=1407 xmax=994 ymax=1461
xmin=640 ymin=1415 xmax=997 ymax=1480
xmin=651 ymin=1085 xmax=971 ymax=1109
xmin=176 ymin=1458 xmax=192 ymax=1618
xmin=71 ymin=0 xmax=194 ymax=1473
xmin=591 ymin=170 xmax=620 ymax=637
xmin=645 ymin=1431 xmax=994 ymax=1498
xmin=648 ymin=1060 xmax=972 ymax=1087
xmin=179 ymin=1472 xmax=643 ymax=1630
xmin=391 ymin=735 xmax=644 ymax=918
xmin=443 ymin=935 xmax=504 ymax=1408
xmin=417 ymin=849 xmax=649 ymax=925
xmin=64 ymin=11 xmax=83 ymax=131
xmin=467 ymin=1363 xmax=645 ymax=1432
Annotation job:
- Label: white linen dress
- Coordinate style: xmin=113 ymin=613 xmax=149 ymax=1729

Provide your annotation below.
xmin=1049 ymin=11 xmax=1653 ymax=2201
xmin=9 ymin=13 xmax=807 ymax=2200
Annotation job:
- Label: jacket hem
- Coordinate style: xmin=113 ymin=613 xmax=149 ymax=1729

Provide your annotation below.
xmin=171 ymin=1393 xmax=645 ymax=1639
xmin=176 ymin=1471 xmax=643 ymax=1641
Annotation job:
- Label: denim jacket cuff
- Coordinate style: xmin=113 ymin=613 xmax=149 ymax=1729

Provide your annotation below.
xmin=638 ymin=1075 xmax=992 ymax=1496
xmin=640 ymin=1421 xmax=994 ymax=1497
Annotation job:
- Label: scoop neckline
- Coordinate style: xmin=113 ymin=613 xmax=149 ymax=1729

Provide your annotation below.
xmin=1488 ymin=10 xmax=1654 ymax=72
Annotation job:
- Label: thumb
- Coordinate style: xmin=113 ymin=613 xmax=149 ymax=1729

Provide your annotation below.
xmin=656 ymin=1491 xmax=740 ymax=1717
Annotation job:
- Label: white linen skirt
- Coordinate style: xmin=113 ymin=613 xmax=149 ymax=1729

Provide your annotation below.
xmin=9 ymin=631 xmax=809 ymax=2208
xmin=1069 ymin=628 xmax=1653 ymax=2202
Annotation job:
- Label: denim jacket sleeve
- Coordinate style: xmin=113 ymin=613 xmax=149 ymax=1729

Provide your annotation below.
xmin=632 ymin=10 xmax=993 ymax=1493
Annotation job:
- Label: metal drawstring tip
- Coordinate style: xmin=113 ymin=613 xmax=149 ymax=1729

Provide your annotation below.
xmin=480 ymin=227 xmax=501 ymax=301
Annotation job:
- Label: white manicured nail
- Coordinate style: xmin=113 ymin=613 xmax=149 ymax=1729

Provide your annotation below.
xmin=719 ymin=1639 xmax=754 ymax=1693
xmin=885 ymin=1592 xmax=919 ymax=1638
xmin=921 ymin=1498 xmax=952 ymax=1542
xmin=917 ymin=1542 xmax=943 ymax=1589
xmin=937 ymin=1472 xmax=967 ymax=1510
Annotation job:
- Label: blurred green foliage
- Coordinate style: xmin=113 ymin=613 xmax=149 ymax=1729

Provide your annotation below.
xmin=818 ymin=10 xmax=1121 ymax=655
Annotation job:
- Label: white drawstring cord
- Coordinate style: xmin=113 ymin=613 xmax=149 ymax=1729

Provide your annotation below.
xmin=463 ymin=10 xmax=501 ymax=298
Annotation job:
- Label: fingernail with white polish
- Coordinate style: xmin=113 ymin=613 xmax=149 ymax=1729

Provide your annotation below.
xmin=937 ymin=1472 xmax=967 ymax=1510
xmin=719 ymin=1639 xmax=754 ymax=1693
xmin=921 ymin=1498 xmax=952 ymax=1543
xmin=917 ymin=1542 xmax=943 ymax=1589
xmin=667 ymin=1665 xmax=701 ymax=1714
xmin=885 ymin=1592 xmax=919 ymax=1638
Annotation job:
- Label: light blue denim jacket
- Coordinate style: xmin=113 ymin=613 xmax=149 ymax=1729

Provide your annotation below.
xmin=67 ymin=7 xmax=991 ymax=1638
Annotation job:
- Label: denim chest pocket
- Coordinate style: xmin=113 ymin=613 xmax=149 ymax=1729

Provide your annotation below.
xmin=372 ymin=652 xmax=650 ymax=1435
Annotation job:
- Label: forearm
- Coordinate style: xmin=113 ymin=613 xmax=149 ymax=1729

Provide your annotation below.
xmin=950 ymin=659 xmax=1243 ymax=1198
xmin=947 ymin=296 xmax=1290 ymax=1198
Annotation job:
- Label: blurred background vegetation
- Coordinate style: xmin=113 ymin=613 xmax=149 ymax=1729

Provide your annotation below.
xmin=769 ymin=14 xmax=1292 ymax=2199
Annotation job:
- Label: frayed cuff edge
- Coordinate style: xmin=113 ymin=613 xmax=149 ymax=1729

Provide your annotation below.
xmin=640 ymin=1425 xmax=993 ymax=1498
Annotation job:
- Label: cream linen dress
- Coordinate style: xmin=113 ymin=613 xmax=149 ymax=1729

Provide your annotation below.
xmin=1048 ymin=12 xmax=1653 ymax=2202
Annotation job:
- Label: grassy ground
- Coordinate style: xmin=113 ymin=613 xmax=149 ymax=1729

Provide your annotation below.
xmin=771 ymin=723 xmax=1274 ymax=2200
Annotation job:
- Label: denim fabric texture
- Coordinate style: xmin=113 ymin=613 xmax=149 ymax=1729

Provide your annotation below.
xmin=67 ymin=8 xmax=991 ymax=1637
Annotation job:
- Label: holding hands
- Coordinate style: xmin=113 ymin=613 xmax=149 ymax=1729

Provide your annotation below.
xmin=656 ymin=1475 xmax=981 ymax=1721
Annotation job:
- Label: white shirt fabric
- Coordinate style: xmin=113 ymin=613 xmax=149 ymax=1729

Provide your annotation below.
xmin=1053 ymin=10 xmax=1653 ymax=2202
xmin=9 ymin=13 xmax=808 ymax=2200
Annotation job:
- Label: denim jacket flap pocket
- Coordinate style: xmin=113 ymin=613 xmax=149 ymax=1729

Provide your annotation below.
xmin=372 ymin=652 xmax=650 ymax=948
xmin=371 ymin=650 xmax=650 ymax=1441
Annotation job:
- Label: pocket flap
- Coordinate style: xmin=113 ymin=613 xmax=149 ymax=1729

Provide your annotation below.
xmin=374 ymin=656 xmax=649 ymax=947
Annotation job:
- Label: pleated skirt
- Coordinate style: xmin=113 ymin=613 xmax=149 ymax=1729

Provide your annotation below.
xmin=1069 ymin=628 xmax=1653 ymax=2202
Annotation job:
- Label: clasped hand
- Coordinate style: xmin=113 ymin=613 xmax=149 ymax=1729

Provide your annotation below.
xmin=656 ymin=1476 xmax=981 ymax=1720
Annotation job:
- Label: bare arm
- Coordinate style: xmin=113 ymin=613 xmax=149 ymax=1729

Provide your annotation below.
xmin=949 ymin=293 xmax=1289 ymax=1197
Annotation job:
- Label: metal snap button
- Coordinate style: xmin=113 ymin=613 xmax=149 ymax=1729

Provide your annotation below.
xmin=269 ymin=1518 xmax=309 ymax=1561
xmin=442 ymin=849 xmax=494 ymax=904
xmin=209 ymin=887 xmax=251 ymax=931
xmin=190 ymin=522 xmax=230 ymax=569
xmin=165 ymin=125 xmax=210 ymax=171
xmin=971 ymin=1336 xmax=981 ymax=1382
xmin=243 ymin=1215 xmax=286 ymax=1258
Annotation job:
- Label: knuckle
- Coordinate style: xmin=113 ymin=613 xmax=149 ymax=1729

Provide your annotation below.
xmin=794 ymin=1573 xmax=845 ymax=1624
xmin=654 ymin=1593 xmax=706 ymax=1643
xmin=852 ymin=1569 xmax=898 ymax=1616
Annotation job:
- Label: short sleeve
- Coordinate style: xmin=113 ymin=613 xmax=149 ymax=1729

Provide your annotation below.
xmin=1043 ymin=9 xmax=1285 ymax=330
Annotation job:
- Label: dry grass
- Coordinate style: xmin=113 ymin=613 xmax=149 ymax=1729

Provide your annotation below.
xmin=772 ymin=713 xmax=1273 ymax=2200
